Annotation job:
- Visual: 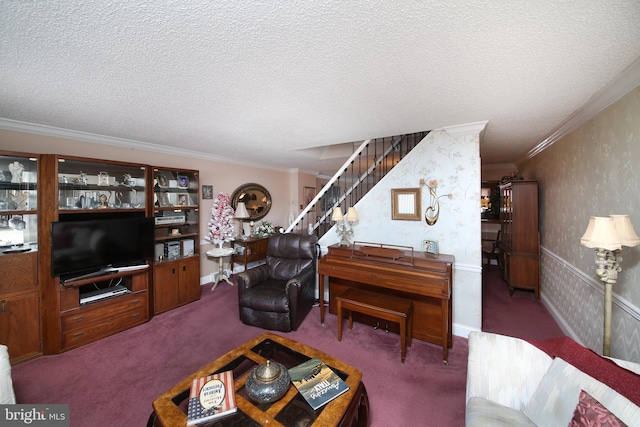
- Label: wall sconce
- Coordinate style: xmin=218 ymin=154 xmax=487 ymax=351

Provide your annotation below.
xmin=420 ymin=179 xmax=452 ymax=226
xmin=580 ymin=215 xmax=640 ymax=356
xmin=332 ymin=207 xmax=358 ymax=246
xmin=234 ymin=202 xmax=249 ymax=238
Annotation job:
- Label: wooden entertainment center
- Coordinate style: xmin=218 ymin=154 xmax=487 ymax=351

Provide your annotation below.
xmin=0 ymin=150 xmax=201 ymax=361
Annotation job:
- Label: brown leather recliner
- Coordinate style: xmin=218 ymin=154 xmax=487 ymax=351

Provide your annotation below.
xmin=236 ymin=233 xmax=318 ymax=332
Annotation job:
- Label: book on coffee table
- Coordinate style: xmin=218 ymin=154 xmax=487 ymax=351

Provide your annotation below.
xmin=186 ymin=370 xmax=237 ymax=425
xmin=288 ymin=358 xmax=350 ymax=410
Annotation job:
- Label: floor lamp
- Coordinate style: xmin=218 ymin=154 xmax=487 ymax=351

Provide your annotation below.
xmin=580 ymin=215 xmax=640 ymax=356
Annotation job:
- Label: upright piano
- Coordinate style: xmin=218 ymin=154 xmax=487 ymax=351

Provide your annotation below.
xmin=318 ymin=242 xmax=454 ymax=364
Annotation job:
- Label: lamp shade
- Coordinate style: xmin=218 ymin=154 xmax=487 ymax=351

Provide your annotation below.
xmin=331 ymin=207 xmax=344 ymax=221
xmin=346 ymin=207 xmax=358 ymax=222
xmin=234 ymin=202 xmax=249 ymax=219
xmin=580 ymin=216 xmax=622 ymax=250
xmin=610 ymin=215 xmax=640 ymax=247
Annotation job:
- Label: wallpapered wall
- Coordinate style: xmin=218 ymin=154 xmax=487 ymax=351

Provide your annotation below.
xmin=319 ymin=125 xmax=484 ymax=336
xmin=520 ymin=86 xmax=640 ymax=362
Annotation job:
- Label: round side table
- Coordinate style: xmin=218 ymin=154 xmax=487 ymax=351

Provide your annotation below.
xmin=206 ymin=247 xmax=235 ymax=291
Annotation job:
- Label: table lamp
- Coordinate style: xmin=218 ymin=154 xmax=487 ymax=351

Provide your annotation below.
xmin=332 ymin=207 xmax=358 ymax=246
xmin=235 ymin=202 xmax=249 ymax=238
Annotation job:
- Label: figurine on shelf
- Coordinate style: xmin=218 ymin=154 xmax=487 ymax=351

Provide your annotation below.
xmin=11 ymin=191 xmax=29 ymax=211
xmin=8 ymin=161 xmax=24 ymax=183
xmin=123 ymin=173 xmax=134 ymax=187
xmin=98 ymin=171 xmax=109 ymax=186
xmin=98 ymin=193 xmax=109 ymax=209
xmin=9 ymin=215 xmax=26 ymax=230
xmin=73 ymin=172 xmax=88 ymax=185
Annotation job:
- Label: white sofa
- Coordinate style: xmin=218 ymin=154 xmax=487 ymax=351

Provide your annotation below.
xmin=466 ymin=332 xmax=640 ymax=427
xmin=0 ymin=345 xmax=16 ymax=404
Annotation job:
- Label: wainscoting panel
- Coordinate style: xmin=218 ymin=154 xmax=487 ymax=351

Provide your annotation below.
xmin=541 ymin=247 xmax=640 ymax=363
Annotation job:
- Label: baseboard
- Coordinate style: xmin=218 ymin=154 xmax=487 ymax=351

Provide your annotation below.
xmin=454 ymin=323 xmax=479 ymax=339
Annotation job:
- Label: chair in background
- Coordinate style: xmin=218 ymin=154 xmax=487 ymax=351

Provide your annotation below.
xmin=236 ymin=233 xmax=318 ymax=332
xmin=482 ymin=230 xmax=501 ymax=265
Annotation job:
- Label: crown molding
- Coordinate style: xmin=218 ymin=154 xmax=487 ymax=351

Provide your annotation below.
xmin=442 ymin=120 xmax=489 ymax=137
xmin=521 ymin=57 xmax=640 ymax=163
xmin=0 ymin=117 xmax=290 ymax=173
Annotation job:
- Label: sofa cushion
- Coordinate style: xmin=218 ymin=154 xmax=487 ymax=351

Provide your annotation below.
xmin=466 ymin=397 xmax=536 ymax=427
xmin=466 ymin=331 xmax=552 ymax=410
xmin=0 ymin=345 xmax=16 ymax=404
xmin=568 ymin=390 xmax=628 ymax=427
xmin=523 ymin=357 xmax=640 ymax=427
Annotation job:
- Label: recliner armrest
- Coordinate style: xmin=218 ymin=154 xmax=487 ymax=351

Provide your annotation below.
xmin=236 ymin=264 xmax=271 ymax=292
xmin=285 ymin=267 xmax=315 ymax=292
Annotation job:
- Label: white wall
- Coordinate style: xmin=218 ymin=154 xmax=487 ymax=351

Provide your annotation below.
xmin=319 ymin=123 xmax=486 ymax=337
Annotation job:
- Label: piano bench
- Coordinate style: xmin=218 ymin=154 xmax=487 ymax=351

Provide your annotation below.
xmin=336 ymin=288 xmax=413 ymax=363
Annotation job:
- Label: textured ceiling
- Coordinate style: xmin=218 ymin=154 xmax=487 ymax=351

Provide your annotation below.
xmin=1 ymin=1 xmax=639 ymax=175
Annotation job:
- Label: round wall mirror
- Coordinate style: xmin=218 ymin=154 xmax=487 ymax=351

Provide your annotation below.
xmin=231 ymin=183 xmax=272 ymax=221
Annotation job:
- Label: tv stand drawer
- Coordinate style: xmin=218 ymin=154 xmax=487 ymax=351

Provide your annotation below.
xmin=61 ymin=293 xmax=146 ymax=330
xmin=61 ymin=293 xmax=148 ymax=350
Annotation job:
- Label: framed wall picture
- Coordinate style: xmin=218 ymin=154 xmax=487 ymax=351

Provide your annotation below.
xmin=202 ymin=185 xmax=213 ymax=200
xmin=303 ymin=186 xmax=316 ymax=211
xmin=177 ymin=175 xmax=189 ymax=189
xmin=391 ymin=188 xmax=421 ymax=220
xmin=422 ymin=239 xmax=439 ymax=255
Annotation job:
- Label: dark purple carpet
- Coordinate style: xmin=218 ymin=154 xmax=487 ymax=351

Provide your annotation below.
xmin=11 ymin=266 xmax=562 ymax=426
xmin=482 ymin=264 xmax=565 ymax=340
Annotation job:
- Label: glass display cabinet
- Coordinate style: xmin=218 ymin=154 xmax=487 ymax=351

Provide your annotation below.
xmin=0 ymin=153 xmax=38 ymax=249
xmin=0 ymin=151 xmax=40 ymax=363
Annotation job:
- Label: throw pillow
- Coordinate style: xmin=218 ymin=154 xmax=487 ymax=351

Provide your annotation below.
xmin=528 ymin=336 xmax=640 ymax=406
xmin=569 ymin=390 xmax=628 ymax=427
xmin=523 ymin=357 xmax=640 ymax=427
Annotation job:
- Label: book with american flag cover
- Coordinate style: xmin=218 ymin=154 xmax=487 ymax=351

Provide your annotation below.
xmin=186 ymin=370 xmax=237 ymax=425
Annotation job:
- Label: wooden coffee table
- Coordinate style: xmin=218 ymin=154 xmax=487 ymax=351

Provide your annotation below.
xmin=149 ymin=332 xmax=369 ymax=427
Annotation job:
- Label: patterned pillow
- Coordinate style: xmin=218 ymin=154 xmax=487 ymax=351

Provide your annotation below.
xmin=569 ymin=390 xmax=628 ymax=427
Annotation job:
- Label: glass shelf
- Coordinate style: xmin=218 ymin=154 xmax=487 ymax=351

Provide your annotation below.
xmin=57 ymin=158 xmax=147 ymax=211
xmin=0 ymin=154 xmax=38 ymax=247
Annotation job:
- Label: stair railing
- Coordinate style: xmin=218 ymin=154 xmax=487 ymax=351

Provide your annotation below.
xmin=285 ymin=138 xmax=372 ymax=234
xmin=285 ymin=131 xmax=429 ymax=237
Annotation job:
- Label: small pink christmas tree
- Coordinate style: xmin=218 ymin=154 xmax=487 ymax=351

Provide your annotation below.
xmin=208 ymin=192 xmax=235 ymax=247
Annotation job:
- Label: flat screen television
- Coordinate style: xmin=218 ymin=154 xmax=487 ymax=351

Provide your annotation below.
xmin=51 ymin=216 xmax=154 ymax=279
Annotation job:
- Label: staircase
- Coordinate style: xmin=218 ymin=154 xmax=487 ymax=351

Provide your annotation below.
xmin=286 ymin=131 xmax=430 ymax=238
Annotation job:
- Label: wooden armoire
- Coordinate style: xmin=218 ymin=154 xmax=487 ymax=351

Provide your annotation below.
xmin=498 ymin=180 xmax=540 ymax=299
